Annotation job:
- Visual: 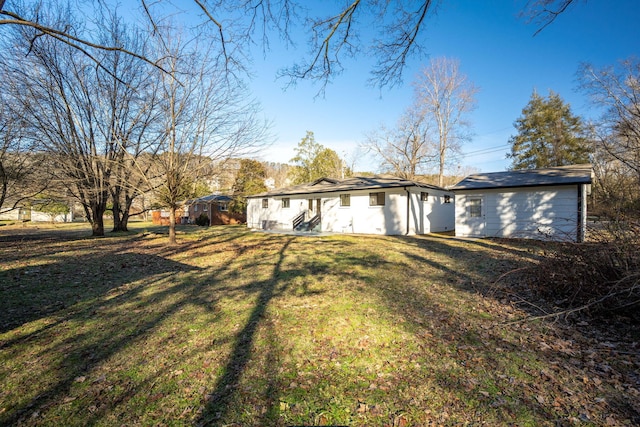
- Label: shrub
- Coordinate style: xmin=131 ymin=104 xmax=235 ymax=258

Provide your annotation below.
xmin=195 ymin=213 xmax=209 ymax=226
xmin=524 ymin=221 xmax=640 ymax=319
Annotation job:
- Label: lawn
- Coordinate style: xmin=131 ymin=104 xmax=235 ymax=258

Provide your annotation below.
xmin=0 ymin=223 xmax=638 ymax=426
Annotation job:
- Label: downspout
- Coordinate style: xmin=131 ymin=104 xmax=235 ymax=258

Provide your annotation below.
xmin=577 ymin=184 xmax=584 ymax=243
xmin=405 ymin=187 xmax=411 ymax=235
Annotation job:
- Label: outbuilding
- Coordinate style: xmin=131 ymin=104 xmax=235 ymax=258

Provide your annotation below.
xmin=246 ymin=176 xmax=455 ymax=235
xmin=451 ymin=164 xmax=593 ymax=242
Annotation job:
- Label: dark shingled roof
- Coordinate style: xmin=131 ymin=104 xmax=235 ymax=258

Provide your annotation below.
xmin=248 ymin=176 xmax=448 ymax=198
xmin=451 ymin=164 xmax=593 ymax=191
xmin=185 ymin=194 xmax=233 ymax=204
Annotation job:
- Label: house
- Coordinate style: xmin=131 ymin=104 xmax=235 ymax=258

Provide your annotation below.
xmin=246 ymin=176 xmax=455 ymax=235
xmin=0 ymin=201 xmax=74 ymax=223
xmin=182 ymin=194 xmax=245 ymax=226
xmin=451 ymin=164 xmax=593 ymax=242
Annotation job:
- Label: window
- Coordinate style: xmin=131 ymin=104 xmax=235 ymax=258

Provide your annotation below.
xmin=444 ymin=195 xmax=452 ymax=204
xmin=308 ymin=199 xmax=313 ymax=210
xmin=420 ymin=192 xmax=429 ymax=201
xmin=194 ymin=204 xmax=199 ymax=212
xmin=468 ymin=198 xmax=482 ymax=217
xmin=262 ymin=199 xmax=268 ymax=208
xmin=340 ymin=194 xmax=351 ymax=207
xmin=282 ymin=198 xmax=290 ymax=208
xmin=218 ymin=202 xmax=228 ymax=212
xmin=369 ymin=192 xmax=385 ymax=206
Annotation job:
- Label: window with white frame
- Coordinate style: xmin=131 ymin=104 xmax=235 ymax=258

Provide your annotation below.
xmin=218 ymin=202 xmax=228 ymax=212
xmin=262 ymin=199 xmax=268 ymax=208
xmin=420 ymin=192 xmax=429 ymax=201
xmin=340 ymin=194 xmax=351 ymax=207
xmin=282 ymin=198 xmax=290 ymax=208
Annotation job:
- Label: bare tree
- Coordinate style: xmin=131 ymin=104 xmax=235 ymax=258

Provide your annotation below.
xmin=1 ymin=7 xmax=159 ymax=236
xmin=2 ymin=14 xmax=112 ymax=235
xmin=579 ymin=58 xmax=640 ymax=217
xmin=151 ymin=30 xmax=269 ymax=245
xmin=412 ymin=57 xmax=478 ymax=186
xmin=366 ymin=57 xmax=477 ymax=184
xmin=0 ymin=108 xmax=50 ymax=214
xmin=364 ymin=107 xmax=435 ymax=180
xmin=580 ymin=59 xmax=640 ymax=177
xmin=92 ymin=12 xmax=162 ymax=232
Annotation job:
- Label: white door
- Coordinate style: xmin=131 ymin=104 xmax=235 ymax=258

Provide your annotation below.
xmin=467 ymin=196 xmax=485 ymax=237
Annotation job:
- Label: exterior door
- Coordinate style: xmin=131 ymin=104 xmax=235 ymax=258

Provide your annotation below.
xmin=467 ymin=196 xmax=485 ymax=236
xmin=308 ymin=198 xmax=321 ymax=217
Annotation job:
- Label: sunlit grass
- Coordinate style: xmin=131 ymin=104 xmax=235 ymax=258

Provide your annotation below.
xmin=0 ymin=224 xmax=638 ymax=426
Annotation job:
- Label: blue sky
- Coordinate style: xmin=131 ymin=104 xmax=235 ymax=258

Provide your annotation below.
xmin=247 ymin=0 xmax=639 ymax=174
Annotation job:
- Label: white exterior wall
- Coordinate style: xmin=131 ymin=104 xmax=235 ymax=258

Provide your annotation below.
xmin=455 ymin=185 xmax=583 ymax=242
xmin=335 ymin=188 xmax=403 ymax=235
xmin=0 ymin=208 xmax=72 ymax=223
xmin=407 ymin=189 xmax=455 ymax=234
xmin=247 ymin=196 xmax=309 ymax=230
xmin=247 ymin=186 xmax=455 ymax=235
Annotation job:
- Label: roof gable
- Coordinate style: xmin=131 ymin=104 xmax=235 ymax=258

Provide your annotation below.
xmin=451 ymin=164 xmax=593 ymax=191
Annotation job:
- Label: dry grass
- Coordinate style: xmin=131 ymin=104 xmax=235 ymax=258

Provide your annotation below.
xmin=0 ymin=223 xmax=638 ymax=426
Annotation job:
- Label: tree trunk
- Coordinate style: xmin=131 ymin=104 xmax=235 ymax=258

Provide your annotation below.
xmin=111 ymin=191 xmax=132 ymax=232
xmin=119 ymin=194 xmax=134 ymax=232
xmin=168 ymin=207 xmax=177 ymax=245
xmin=90 ymin=202 xmax=105 ymax=236
xmin=438 ymin=146 xmax=445 ymax=188
xmin=112 ymin=193 xmax=124 ymax=232
xmin=0 ymin=160 xmax=7 ymax=212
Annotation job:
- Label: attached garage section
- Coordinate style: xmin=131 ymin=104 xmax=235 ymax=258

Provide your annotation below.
xmin=452 ymin=165 xmax=592 ymax=242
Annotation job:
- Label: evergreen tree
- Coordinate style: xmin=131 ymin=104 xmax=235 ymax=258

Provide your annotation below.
xmin=508 ymin=90 xmax=591 ymax=170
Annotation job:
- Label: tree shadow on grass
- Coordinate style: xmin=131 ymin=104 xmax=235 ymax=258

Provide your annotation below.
xmin=0 ymin=247 xmax=206 ymax=425
xmin=365 ymin=234 xmax=640 ymax=424
xmin=194 ymin=237 xmax=294 ymax=426
xmin=0 ymin=247 xmax=199 ymax=334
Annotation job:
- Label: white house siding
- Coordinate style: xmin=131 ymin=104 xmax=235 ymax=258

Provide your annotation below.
xmin=0 ymin=208 xmax=72 ymax=223
xmin=318 ymin=188 xmax=454 ymax=235
xmin=247 ymin=186 xmax=455 ymax=236
xmin=455 ymin=185 xmax=583 ymax=241
xmin=247 ymin=196 xmax=307 ymax=230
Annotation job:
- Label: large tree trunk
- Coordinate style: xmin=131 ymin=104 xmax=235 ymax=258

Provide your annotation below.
xmin=90 ymin=201 xmax=106 ymax=236
xmin=168 ymin=207 xmax=177 ymax=245
xmin=0 ymin=161 xmax=7 ymax=212
xmin=118 ymin=194 xmax=135 ymax=232
xmin=112 ymin=193 xmax=124 ymax=232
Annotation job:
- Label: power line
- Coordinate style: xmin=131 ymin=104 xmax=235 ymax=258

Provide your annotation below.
xmin=459 ymin=144 xmax=510 ymax=158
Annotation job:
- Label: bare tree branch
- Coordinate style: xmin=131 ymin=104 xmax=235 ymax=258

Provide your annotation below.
xmin=522 ymin=0 xmax=580 ymax=36
xmin=1 ymin=7 xmax=170 ymax=76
